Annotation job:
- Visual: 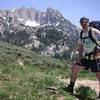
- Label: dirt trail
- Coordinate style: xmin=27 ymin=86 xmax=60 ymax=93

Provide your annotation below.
xmin=59 ymin=78 xmax=99 ymax=93
xmin=57 ymin=78 xmax=99 ymax=100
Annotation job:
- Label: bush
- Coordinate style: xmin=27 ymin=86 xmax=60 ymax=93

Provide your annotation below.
xmin=0 ymin=90 xmax=9 ymax=99
xmin=75 ymin=86 xmax=97 ymax=100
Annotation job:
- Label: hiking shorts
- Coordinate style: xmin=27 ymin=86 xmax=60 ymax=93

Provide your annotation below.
xmin=76 ymin=58 xmax=100 ymax=72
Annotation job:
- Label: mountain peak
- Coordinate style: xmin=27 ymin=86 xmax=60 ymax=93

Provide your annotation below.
xmin=46 ymin=7 xmax=56 ymax=12
xmin=0 ymin=6 xmax=78 ymax=59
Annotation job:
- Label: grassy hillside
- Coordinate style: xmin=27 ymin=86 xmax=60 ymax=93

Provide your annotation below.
xmin=0 ymin=41 xmax=96 ymax=100
xmin=0 ymin=41 xmax=65 ymax=66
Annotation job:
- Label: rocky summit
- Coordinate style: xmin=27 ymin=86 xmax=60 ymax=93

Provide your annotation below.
xmin=0 ymin=7 xmax=79 ymax=59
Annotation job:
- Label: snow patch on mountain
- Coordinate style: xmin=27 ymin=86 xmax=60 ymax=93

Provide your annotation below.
xmin=25 ymin=20 xmax=40 ymax=27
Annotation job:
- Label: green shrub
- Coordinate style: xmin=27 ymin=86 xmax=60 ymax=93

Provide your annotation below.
xmin=75 ymin=86 xmax=97 ymax=100
xmin=0 ymin=90 xmax=9 ymax=100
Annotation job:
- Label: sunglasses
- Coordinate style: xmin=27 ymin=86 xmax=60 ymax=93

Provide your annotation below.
xmin=80 ymin=20 xmax=89 ymax=24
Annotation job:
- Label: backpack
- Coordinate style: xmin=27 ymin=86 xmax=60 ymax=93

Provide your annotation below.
xmin=89 ymin=21 xmax=100 ymax=31
xmin=80 ymin=21 xmax=100 ymax=46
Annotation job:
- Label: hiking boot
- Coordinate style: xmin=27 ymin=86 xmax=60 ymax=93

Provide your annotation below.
xmin=64 ymin=84 xmax=74 ymax=95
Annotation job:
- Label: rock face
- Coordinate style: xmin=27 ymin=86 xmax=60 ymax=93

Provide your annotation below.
xmin=0 ymin=7 xmax=79 ymax=59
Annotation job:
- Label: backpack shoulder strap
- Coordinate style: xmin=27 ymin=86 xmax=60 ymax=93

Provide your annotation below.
xmin=88 ymin=29 xmax=99 ymax=46
xmin=80 ymin=30 xmax=83 ymax=39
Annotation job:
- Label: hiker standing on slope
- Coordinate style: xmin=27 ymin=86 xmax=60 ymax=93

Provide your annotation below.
xmin=66 ymin=17 xmax=100 ymax=98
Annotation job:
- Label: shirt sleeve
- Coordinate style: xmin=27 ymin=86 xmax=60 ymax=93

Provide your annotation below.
xmin=92 ymin=28 xmax=100 ymax=35
xmin=92 ymin=28 xmax=100 ymax=45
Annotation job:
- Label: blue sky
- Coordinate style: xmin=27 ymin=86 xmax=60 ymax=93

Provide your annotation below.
xmin=0 ymin=0 xmax=100 ymax=26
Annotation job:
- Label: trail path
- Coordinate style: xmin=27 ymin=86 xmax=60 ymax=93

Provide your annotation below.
xmin=57 ymin=78 xmax=99 ymax=100
xmin=59 ymin=78 xmax=99 ymax=93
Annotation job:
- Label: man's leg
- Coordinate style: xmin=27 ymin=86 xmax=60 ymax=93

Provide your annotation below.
xmin=70 ymin=65 xmax=82 ymax=82
xmin=96 ymin=72 xmax=100 ymax=98
xmin=66 ymin=64 xmax=83 ymax=94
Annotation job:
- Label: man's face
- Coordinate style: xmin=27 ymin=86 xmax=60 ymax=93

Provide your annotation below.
xmin=80 ymin=20 xmax=89 ymax=28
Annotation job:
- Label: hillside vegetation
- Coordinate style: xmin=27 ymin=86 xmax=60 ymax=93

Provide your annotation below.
xmin=0 ymin=41 xmax=96 ymax=100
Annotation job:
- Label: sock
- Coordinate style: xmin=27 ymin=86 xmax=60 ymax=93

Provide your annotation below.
xmin=69 ymin=82 xmax=75 ymax=88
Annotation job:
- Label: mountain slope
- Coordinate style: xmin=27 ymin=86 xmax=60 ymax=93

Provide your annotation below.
xmin=0 ymin=41 xmax=96 ymax=100
xmin=0 ymin=7 xmax=78 ymax=59
xmin=0 ymin=41 xmax=66 ymax=67
xmin=0 ymin=41 xmax=77 ymax=100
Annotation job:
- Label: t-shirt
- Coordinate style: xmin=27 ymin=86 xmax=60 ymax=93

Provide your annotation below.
xmin=78 ymin=27 xmax=100 ymax=54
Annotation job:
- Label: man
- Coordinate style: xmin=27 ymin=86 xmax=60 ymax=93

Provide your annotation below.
xmin=66 ymin=17 xmax=100 ymax=98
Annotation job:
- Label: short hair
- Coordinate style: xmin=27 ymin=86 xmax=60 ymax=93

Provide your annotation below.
xmin=80 ymin=17 xmax=89 ymax=23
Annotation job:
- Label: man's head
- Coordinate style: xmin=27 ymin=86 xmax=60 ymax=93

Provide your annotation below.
xmin=80 ymin=17 xmax=89 ymax=29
